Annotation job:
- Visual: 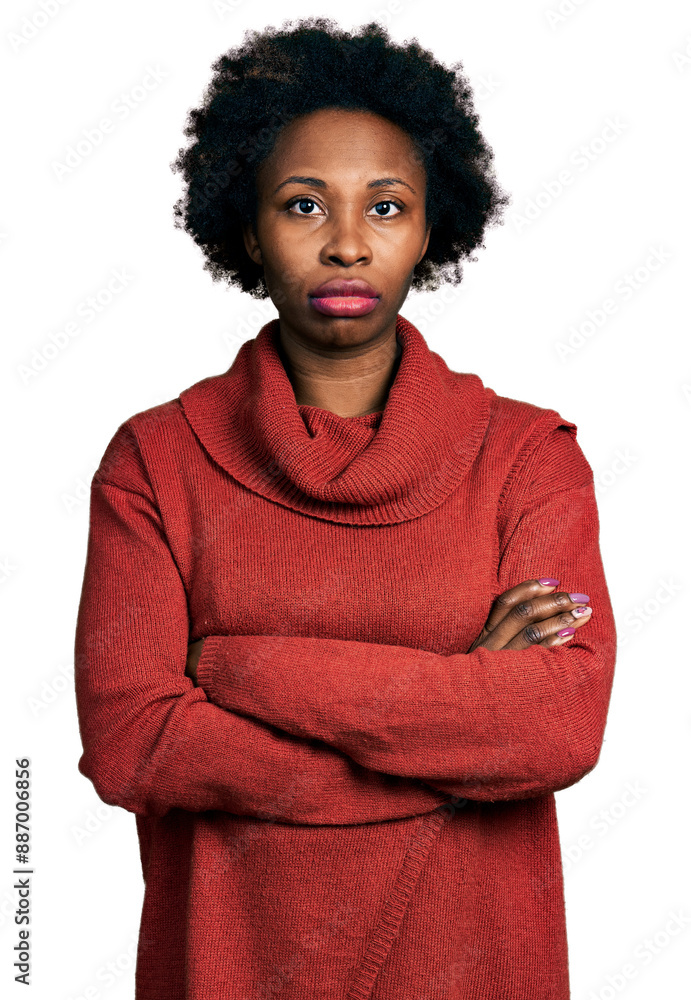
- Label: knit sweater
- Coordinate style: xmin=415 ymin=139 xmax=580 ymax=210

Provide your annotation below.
xmin=74 ymin=314 xmax=617 ymax=999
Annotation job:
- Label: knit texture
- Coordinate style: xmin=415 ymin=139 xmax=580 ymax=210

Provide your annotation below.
xmin=178 ymin=315 xmax=490 ymax=524
xmin=74 ymin=314 xmax=617 ymax=999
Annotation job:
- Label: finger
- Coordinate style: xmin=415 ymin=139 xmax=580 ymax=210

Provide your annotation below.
xmin=538 ymin=608 xmax=594 ymax=647
xmin=473 ymin=600 xmax=593 ymax=652
xmin=482 ymin=578 xmax=561 ymax=635
xmin=482 ymin=589 xmax=588 ymax=649
xmin=502 ymin=606 xmax=593 ymax=651
xmin=468 ymin=578 xmax=561 ymax=652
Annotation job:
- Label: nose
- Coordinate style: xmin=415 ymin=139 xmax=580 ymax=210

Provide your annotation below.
xmin=319 ymin=210 xmax=372 ymax=267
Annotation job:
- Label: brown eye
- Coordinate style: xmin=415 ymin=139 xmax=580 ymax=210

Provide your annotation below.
xmin=369 ymin=201 xmax=402 ymax=217
xmin=288 ymin=198 xmax=322 ymax=215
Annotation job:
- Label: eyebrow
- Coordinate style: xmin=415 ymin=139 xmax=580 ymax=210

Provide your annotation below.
xmin=272 ymin=175 xmax=417 ymax=195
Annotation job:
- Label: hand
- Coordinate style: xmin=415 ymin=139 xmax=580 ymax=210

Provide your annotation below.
xmin=468 ymin=578 xmax=593 ymax=652
xmin=185 ymin=638 xmax=205 ymax=684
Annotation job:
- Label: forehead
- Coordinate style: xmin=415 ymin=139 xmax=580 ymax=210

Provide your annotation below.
xmin=258 ymin=107 xmax=425 ymax=184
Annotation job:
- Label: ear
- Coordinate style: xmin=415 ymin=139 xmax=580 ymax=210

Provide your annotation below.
xmin=417 ymin=224 xmax=432 ymax=264
xmin=242 ymin=221 xmax=263 ymax=266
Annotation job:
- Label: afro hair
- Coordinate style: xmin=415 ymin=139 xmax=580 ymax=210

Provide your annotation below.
xmin=171 ymin=17 xmax=510 ymax=298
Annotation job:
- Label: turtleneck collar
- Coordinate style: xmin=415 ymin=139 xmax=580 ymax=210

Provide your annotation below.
xmin=179 ymin=314 xmax=490 ymax=525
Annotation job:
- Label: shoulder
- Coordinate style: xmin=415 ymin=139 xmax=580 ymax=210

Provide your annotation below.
xmin=447 ymin=371 xmax=594 ymax=500
xmin=480 ymin=382 xmax=578 ymax=455
xmin=93 ymin=397 xmax=191 ymax=494
xmin=467 ymin=381 xmax=594 ymax=518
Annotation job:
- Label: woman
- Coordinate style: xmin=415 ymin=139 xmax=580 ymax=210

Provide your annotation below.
xmin=74 ymin=18 xmax=616 ymax=1000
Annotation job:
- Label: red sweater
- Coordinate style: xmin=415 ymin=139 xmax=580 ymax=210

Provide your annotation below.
xmin=74 ymin=314 xmax=617 ymax=999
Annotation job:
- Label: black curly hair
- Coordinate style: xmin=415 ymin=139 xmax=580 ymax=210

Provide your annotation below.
xmin=171 ymin=17 xmax=510 ymax=299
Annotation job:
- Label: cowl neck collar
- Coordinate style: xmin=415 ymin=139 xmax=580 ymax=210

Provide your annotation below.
xmin=179 ymin=314 xmax=490 ymax=525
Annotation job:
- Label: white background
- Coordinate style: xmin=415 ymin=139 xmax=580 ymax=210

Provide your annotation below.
xmin=2 ymin=0 xmax=690 ymax=997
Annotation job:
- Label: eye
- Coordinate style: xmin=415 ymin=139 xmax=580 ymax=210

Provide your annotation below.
xmin=368 ymin=200 xmax=403 ymax=217
xmin=287 ymin=198 xmax=324 ymax=216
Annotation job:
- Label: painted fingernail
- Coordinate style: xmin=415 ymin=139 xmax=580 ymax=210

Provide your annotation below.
xmin=572 ymin=606 xmax=592 ymax=617
xmin=569 ymin=593 xmax=589 ymax=603
xmin=557 ymin=627 xmax=576 ymax=637
xmin=539 ymin=577 xmax=560 ymax=586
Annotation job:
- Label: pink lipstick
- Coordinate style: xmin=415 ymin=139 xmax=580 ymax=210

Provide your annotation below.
xmin=309 ymin=279 xmax=380 ymax=317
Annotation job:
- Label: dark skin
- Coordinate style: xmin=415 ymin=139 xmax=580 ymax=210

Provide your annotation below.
xmin=244 ymin=106 xmax=430 ymax=418
xmin=185 ymin=107 xmax=592 ymax=682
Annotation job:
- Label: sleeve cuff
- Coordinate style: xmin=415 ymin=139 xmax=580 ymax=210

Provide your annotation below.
xmin=195 ymin=634 xmax=223 ymax=692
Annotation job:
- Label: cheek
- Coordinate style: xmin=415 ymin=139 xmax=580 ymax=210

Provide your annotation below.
xmin=261 ymin=237 xmax=310 ymax=294
xmin=376 ymin=230 xmax=425 ymax=277
xmin=268 ymin=221 xmax=315 ymax=263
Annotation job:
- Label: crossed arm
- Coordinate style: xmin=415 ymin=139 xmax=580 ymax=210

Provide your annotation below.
xmin=75 ymin=427 xmax=616 ymax=821
xmin=185 ymin=478 xmax=615 ymax=802
xmin=74 ymin=479 xmax=451 ymax=823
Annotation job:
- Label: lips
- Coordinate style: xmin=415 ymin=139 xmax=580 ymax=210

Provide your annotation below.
xmin=309 ymin=279 xmax=379 ymax=298
xmin=308 ymin=279 xmax=380 ymax=317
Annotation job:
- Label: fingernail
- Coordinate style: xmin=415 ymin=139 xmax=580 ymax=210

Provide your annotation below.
xmin=569 ymin=593 xmax=589 ymax=603
xmin=557 ymin=627 xmax=576 ymax=637
xmin=539 ymin=577 xmax=560 ymax=586
xmin=572 ymin=606 xmax=592 ymax=618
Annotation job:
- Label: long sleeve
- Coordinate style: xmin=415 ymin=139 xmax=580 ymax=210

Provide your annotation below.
xmin=195 ymin=425 xmax=617 ymax=802
xmin=74 ymin=473 xmax=450 ymax=824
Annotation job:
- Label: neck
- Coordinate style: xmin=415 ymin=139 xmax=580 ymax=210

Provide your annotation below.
xmin=275 ymin=321 xmax=403 ymax=418
xmin=179 ymin=315 xmax=491 ymax=525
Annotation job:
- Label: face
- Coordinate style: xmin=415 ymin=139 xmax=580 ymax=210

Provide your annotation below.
xmin=243 ymin=107 xmax=431 ymax=351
